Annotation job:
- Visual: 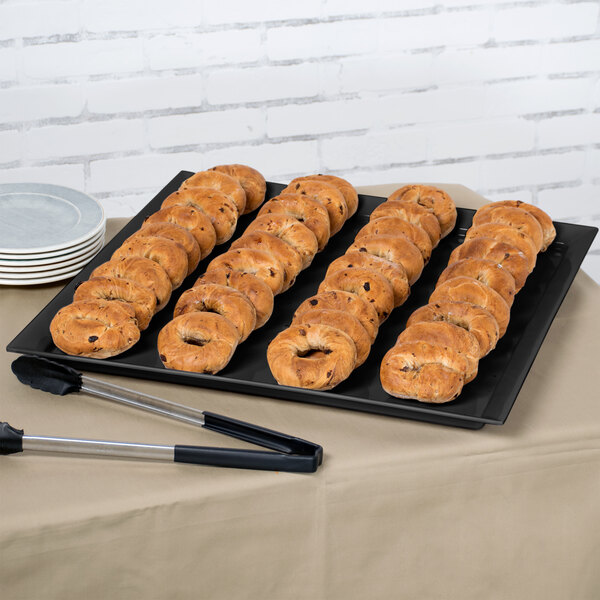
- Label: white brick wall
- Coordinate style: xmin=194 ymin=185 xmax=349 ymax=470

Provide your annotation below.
xmin=0 ymin=0 xmax=598 ymax=280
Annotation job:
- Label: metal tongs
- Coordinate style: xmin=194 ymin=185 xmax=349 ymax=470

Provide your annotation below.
xmin=3 ymin=356 xmax=322 ymax=473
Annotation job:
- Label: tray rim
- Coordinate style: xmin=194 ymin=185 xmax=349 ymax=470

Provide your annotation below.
xmin=6 ymin=172 xmax=598 ymax=430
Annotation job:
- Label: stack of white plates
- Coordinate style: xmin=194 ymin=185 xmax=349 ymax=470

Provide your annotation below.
xmin=0 ymin=183 xmax=105 ymax=286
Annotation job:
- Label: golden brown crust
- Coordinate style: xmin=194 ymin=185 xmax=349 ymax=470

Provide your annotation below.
xmin=173 ymin=283 xmax=256 ymax=342
xmin=407 ymin=301 xmax=499 ymax=359
xmin=465 ymin=223 xmax=537 ymax=271
xmin=348 ymin=234 xmax=424 ymax=285
xmin=294 ymin=308 xmax=371 ymax=367
xmin=243 ymin=213 xmax=318 ymax=269
xmin=318 ymin=267 xmax=395 ymax=324
xmin=158 ymin=312 xmax=239 ymax=373
xmin=370 ymin=200 xmax=442 ymax=247
xmin=293 ymin=290 xmax=379 ymax=343
xmin=230 ymin=231 xmax=303 ymax=292
xmin=111 ymin=236 xmax=189 ymax=289
xmin=380 ymin=341 xmax=467 ymax=403
xmin=267 ymin=323 xmax=356 ymax=390
xmin=194 ymin=269 xmax=274 ymax=330
xmin=357 ymin=217 xmax=433 ymax=263
xmin=396 ymin=322 xmax=479 ymax=383
xmin=447 ymin=237 xmax=531 ymax=292
xmin=437 ymin=258 xmax=516 ymax=307
xmin=282 ymin=180 xmax=348 ymax=235
xmin=258 ymin=193 xmax=330 ymax=251
xmin=50 ymin=299 xmax=140 ymax=358
xmin=91 ymin=257 xmax=172 ymax=312
xmin=289 ymin=174 xmax=359 ymax=217
xmin=210 ymin=164 xmax=266 ymax=214
xmin=144 ymin=204 xmax=216 ymax=259
xmin=180 ymin=170 xmax=246 ymax=214
xmin=475 ymin=200 xmax=556 ymax=251
xmin=206 ymin=248 xmax=285 ymax=295
xmin=74 ymin=276 xmax=156 ymax=331
xmin=472 ymin=205 xmax=544 ymax=253
xmin=326 ymin=251 xmax=409 ymax=307
xmin=430 ymin=276 xmax=511 ymax=337
xmin=133 ymin=222 xmax=200 ymax=275
xmin=387 ymin=185 xmax=457 ymax=238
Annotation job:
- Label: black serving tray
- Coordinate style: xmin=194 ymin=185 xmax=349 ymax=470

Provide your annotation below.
xmin=7 ymin=172 xmax=598 ymax=429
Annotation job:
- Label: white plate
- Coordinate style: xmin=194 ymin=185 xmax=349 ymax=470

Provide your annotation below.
xmin=0 ymin=227 xmax=105 ymax=265
xmin=0 ymin=267 xmax=86 ymax=286
xmin=0 ymin=236 xmax=104 ymax=273
xmin=0 ymin=183 xmax=105 ymax=254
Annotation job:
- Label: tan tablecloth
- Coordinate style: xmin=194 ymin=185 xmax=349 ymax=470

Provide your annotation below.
xmin=1 ymin=184 xmax=599 ymax=600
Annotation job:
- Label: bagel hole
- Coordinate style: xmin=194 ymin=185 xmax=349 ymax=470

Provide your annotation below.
xmin=297 ymin=348 xmax=332 ymax=358
xmin=183 ymin=336 xmax=208 ymax=347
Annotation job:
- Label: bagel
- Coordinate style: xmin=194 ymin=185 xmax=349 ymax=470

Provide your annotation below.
xmin=230 ymin=231 xmax=303 ymax=292
xmin=158 ymin=312 xmax=239 ymax=373
xmin=133 ymin=222 xmax=200 ymax=275
xmin=326 ymin=251 xmax=410 ymax=307
xmin=356 ymin=216 xmax=433 ymax=263
xmin=112 ymin=236 xmax=189 ymax=289
xmin=282 ymin=180 xmax=348 ymax=235
xmin=50 ymin=299 xmax=140 ymax=359
xmin=447 ymin=237 xmax=531 ymax=292
xmin=348 ymin=234 xmax=424 ymax=285
xmin=244 ymin=213 xmax=318 ymax=269
xmin=288 ymin=174 xmax=359 ymax=217
xmin=144 ymin=205 xmax=216 ymax=260
xmin=475 ymin=200 xmax=555 ymax=251
xmin=210 ymin=164 xmax=266 ymax=214
xmin=74 ymin=276 xmax=156 ymax=331
xmin=437 ymin=258 xmax=516 ymax=307
xmin=91 ymin=256 xmax=172 ymax=312
xmin=472 ymin=205 xmax=544 ymax=253
xmin=407 ymin=301 xmax=499 ymax=359
xmin=267 ymin=323 xmax=357 ymax=390
xmin=387 ymin=185 xmax=457 ymax=238
xmin=258 ymin=193 xmax=330 ymax=251
xmin=161 ymin=188 xmax=239 ymax=245
xmin=465 ymin=223 xmax=537 ymax=271
xmin=370 ymin=200 xmax=441 ymax=248
xmin=293 ymin=290 xmax=379 ymax=343
xmin=173 ymin=283 xmax=256 ymax=342
xmin=380 ymin=341 xmax=468 ymax=403
xmin=195 ymin=269 xmax=274 ymax=330
xmin=429 ymin=276 xmax=511 ymax=337
xmin=294 ymin=308 xmax=371 ymax=367
xmin=180 ymin=170 xmax=246 ymax=214
xmin=396 ymin=322 xmax=479 ymax=383
xmin=318 ymin=267 xmax=395 ymax=324
xmin=206 ymin=248 xmax=285 ymax=295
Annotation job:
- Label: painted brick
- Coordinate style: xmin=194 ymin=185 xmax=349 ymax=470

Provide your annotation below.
xmin=482 ymin=189 xmax=534 ymax=204
xmin=538 ymin=113 xmax=600 ymax=149
xmin=586 ymin=148 xmax=600 ymax=181
xmin=0 ymin=84 xmax=84 ymax=123
xmin=82 ymin=0 xmax=200 ymax=33
xmin=146 ymin=29 xmax=263 ymax=71
xmin=148 ymin=108 xmax=264 ymax=148
xmin=267 ymin=20 xmax=378 ymax=61
xmin=0 ymin=129 xmax=22 ymax=163
xmin=493 ymin=3 xmax=599 ymax=42
xmin=22 ymin=39 xmax=144 ymax=80
xmin=339 ymin=54 xmax=434 ymax=93
xmin=206 ymin=64 xmax=320 ymax=105
xmin=541 ymin=40 xmax=600 ymax=75
xmin=429 ymin=119 xmax=536 ymax=160
xmin=86 ymin=75 xmax=203 ymax=114
xmin=537 ymin=185 xmax=600 ymax=220
xmin=323 ymin=0 xmax=433 ymax=14
xmin=321 ymin=129 xmax=429 ymax=170
xmin=0 ymin=163 xmax=85 ymax=189
xmin=382 ymin=11 xmax=491 ymax=51
xmin=204 ymin=0 xmax=322 ymax=24
xmin=0 ymin=46 xmax=17 ymax=81
xmin=433 ymin=45 xmax=542 ymax=85
xmin=24 ymin=119 xmax=144 ymax=160
xmin=0 ymin=2 xmax=79 ymax=40
xmin=481 ymin=151 xmax=586 ymax=189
